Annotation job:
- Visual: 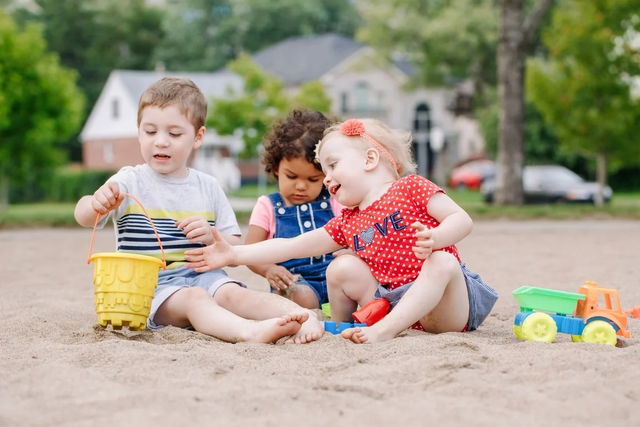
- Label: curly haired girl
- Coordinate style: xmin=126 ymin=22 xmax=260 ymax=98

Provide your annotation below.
xmin=244 ymin=109 xmax=343 ymax=309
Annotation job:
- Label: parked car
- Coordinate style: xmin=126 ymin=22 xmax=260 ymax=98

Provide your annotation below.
xmin=448 ymin=159 xmax=496 ymax=190
xmin=481 ymin=165 xmax=613 ymax=204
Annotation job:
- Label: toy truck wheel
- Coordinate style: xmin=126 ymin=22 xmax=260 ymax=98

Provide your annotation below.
xmin=571 ymin=335 xmax=583 ymax=342
xmin=513 ymin=325 xmax=526 ymax=340
xmin=581 ymin=320 xmax=617 ymax=346
xmin=521 ymin=312 xmax=557 ymax=343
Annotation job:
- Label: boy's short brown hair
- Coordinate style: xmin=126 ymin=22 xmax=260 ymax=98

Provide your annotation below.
xmin=262 ymin=109 xmax=332 ymax=179
xmin=137 ymin=77 xmax=207 ymax=130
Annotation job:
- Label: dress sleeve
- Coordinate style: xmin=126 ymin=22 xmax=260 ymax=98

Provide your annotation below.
xmin=248 ymin=195 xmax=275 ymax=238
xmin=405 ymin=174 xmax=445 ymax=212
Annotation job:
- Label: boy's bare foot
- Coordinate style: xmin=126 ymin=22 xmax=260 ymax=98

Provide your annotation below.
xmin=341 ymin=325 xmax=395 ymax=344
xmin=285 ymin=309 xmax=324 ymax=344
xmin=242 ymin=313 xmax=307 ymax=344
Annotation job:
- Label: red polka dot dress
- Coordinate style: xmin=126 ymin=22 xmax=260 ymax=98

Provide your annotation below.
xmin=324 ymin=175 xmax=461 ymax=331
xmin=324 ymin=174 xmax=460 ymax=290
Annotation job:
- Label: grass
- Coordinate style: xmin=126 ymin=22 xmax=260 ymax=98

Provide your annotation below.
xmin=1 ymin=188 xmax=639 ymax=229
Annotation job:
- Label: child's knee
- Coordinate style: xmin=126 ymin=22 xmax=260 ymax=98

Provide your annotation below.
xmin=290 ymin=285 xmax=319 ymax=309
xmin=212 ymin=281 xmax=244 ymax=306
xmin=327 ymin=254 xmax=365 ymax=283
xmin=422 ymin=251 xmax=460 ymax=278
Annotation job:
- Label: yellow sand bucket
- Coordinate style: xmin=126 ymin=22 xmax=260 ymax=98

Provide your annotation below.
xmin=87 ymin=193 xmax=166 ymax=330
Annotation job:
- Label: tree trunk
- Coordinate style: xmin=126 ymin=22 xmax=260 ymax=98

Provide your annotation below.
xmin=0 ymin=171 xmax=8 ymax=211
xmin=595 ymin=152 xmax=607 ymax=206
xmin=496 ymin=0 xmax=525 ymax=205
xmin=495 ymin=0 xmax=554 ymax=205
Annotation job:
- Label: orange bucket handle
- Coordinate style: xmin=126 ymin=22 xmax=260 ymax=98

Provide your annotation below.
xmin=86 ymin=192 xmax=167 ymax=269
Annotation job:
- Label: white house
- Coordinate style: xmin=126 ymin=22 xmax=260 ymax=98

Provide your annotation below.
xmin=80 ymin=69 xmax=243 ymax=190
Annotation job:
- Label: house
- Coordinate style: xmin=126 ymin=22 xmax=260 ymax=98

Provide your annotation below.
xmin=253 ymin=33 xmax=486 ymax=183
xmin=79 ymin=69 xmax=243 ymax=190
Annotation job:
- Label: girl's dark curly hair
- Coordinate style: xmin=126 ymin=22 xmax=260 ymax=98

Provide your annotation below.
xmin=262 ymin=109 xmax=332 ymax=179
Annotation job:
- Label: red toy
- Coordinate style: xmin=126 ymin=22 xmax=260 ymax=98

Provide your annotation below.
xmin=352 ymin=299 xmax=390 ymax=326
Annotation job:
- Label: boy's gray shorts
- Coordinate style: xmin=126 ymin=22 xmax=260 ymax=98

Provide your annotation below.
xmin=374 ymin=263 xmax=498 ymax=331
xmin=147 ymin=267 xmax=245 ymax=330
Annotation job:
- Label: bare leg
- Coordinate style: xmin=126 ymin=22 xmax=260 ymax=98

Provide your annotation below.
xmin=289 ymin=285 xmax=320 ymax=310
xmin=214 ymin=283 xmax=324 ymax=343
xmin=326 ymin=254 xmax=378 ymax=322
xmin=154 ymin=287 xmax=305 ymax=343
xmin=342 ymin=251 xmax=469 ymax=344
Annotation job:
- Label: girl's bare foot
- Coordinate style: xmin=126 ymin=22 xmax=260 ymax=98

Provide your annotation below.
xmin=285 ymin=309 xmax=324 ymax=344
xmin=242 ymin=312 xmax=308 ymax=343
xmin=340 ymin=325 xmax=395 ymax=344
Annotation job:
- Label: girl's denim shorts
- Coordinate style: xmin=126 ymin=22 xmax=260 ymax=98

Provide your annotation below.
xmin=374 ymin=263 xmax=498 ymax=331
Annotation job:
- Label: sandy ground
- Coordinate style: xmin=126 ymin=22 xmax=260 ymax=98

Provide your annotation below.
xmin=1 ymin=220 xmax=639 ymax=426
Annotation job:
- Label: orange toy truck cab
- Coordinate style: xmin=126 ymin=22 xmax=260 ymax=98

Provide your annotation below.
xmin=574 ymin=281 xmax=631 ymax=338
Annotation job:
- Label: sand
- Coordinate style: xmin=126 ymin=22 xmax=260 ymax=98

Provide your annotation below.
xmin=1 ymin=221 xmax=639 ymax=426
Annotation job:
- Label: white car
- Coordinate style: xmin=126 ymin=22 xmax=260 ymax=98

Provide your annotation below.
xmin=481 ymin=165 xmax=613 ymax=204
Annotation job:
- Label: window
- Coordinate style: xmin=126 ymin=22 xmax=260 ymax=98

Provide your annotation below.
xmin=111 ymin=99 xmax=119 ymax=119
xmin=103 ymin=142 xmax=114 ymax=164
xmin=354 ymin=81 xmax=370 ymax=113
xmin=340 ymin=92 xmax=348 ymax=114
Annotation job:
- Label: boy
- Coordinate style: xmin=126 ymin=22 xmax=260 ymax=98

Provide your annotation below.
xmin=75 ymin=77 xmax=323 ymax=344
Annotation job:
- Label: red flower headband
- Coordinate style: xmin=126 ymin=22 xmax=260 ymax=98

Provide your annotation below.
xmin=340 ymin=119 xmax=399 ymax=173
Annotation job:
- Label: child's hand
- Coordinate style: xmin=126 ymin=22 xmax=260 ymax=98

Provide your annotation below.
xmin=185 ymin=227 xmax=236 ymax=272
xmin=176 ymin=216 xmax=214 ymax=245
xmin=91 ymin=181 xmax=124 ymax=215
xmin=411 ymin=221 xmax=435 ymax=259
xmin=264 ymin=265 xmax=296 ymax=291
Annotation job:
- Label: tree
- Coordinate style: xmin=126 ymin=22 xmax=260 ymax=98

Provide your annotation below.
xmin=11 ymin=0 xmax=165 ymax=161
xmin=207 ymin=55 xmax=331 ymax=158
xmin=495 ymin=0 xmax=554 ymax=205
xmin=13 ymin=0 xmax=165 ymax=105
xmin=527 ymin=0 xmax=640 ymax=204
xmin=0 ymin=10 xmax=84 ymax=207
xmin=154 ymin=0 xmax=361 ymax=72
xmin=357 ymin=0 xmax=498 ymax=94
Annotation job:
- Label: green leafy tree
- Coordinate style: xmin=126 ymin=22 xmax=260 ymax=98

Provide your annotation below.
xmin=11 ymin=0 xmax=164 ymax=161
xmin=154 ymin=0 xmax=361 ymax=72
xmin=528 ymin=0 xmax=640 ymax=204
xmin=0 ymin=10 xmax=84 ymax=207
xmin=357 ymin=0 xmax=498 ymax=93
xmin=14 ymin=0 xmax=164 ymax=104
xmin=207 ymin=55 xmax=331 ymax=158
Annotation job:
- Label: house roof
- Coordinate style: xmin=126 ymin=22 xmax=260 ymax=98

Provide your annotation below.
xmin=252 ymin=33 xmax=364 ymax=86
xmin=114 ymin=69 xmax=241 ymax=102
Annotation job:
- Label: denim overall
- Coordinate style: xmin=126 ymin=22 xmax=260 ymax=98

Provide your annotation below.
xmin=268 ymin=188 xmax=335 ymax=304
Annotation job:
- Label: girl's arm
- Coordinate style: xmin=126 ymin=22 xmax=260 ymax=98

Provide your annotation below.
xmin=244 ymin=225 xmax=296 ymax=290
xmin=185 ymin=227 xmax=341 ymax=272
xmin=412 ymin=192 xmax=473 ymax=259
xmin=425 ymin=192 xmax=473 ymax=248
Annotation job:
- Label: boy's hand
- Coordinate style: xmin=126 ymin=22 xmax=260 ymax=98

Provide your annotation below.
xmin=264 ymin=265 xmax=296 ymax=291
xmin=176 ymin=216 xmax=214 ymax=245
xmin=185 ymin=227 xmax=236 ymax=272
xmin=91 ymin=181 xmax=124 ymax=215
xmin=411 ymin=221 xmax=435 ymax=259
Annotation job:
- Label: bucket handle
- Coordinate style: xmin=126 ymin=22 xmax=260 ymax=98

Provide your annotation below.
xmin=86 ymin=192 xmax=167 ymax=269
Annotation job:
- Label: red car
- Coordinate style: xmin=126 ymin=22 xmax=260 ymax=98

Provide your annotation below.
xmin=448 ymin=159 xmax=495 ymax=190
